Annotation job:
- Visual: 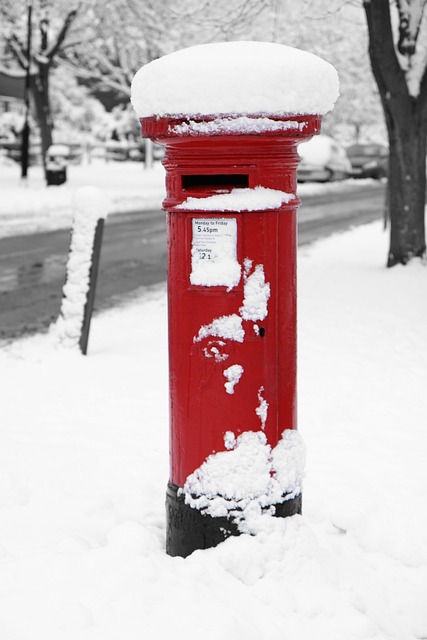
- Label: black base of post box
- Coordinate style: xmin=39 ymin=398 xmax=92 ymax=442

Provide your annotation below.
xmin=165 ymin=482 xmax=302 ymax=558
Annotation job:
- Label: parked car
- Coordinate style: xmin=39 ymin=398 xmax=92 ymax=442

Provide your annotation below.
xmin=297 ymin=135 xmax=352 ymax=182
xmin=346 ymin=143 xmax=388 ymax=179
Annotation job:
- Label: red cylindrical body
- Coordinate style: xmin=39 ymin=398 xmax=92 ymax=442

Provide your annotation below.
xmin=141 ymin=115 xmax=321 ymax=555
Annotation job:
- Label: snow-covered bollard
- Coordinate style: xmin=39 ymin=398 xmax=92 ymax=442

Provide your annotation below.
xmin=55 ymin=187 xmax=110 ymax=354
xmin=131 ymin=41 xmax=339 ymax=556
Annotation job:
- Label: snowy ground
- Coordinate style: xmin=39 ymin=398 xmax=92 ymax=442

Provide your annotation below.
xmin=1 ymin=220 xmax=426 ymax=640
xmin=0 ymin=161 xmax=166 ymax=237
xmin=0 ymin=160 xmax=379 ymax=238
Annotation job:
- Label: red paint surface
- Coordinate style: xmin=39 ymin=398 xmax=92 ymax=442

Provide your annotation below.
xmin=141 ymin=116 xmax=321 ymax=488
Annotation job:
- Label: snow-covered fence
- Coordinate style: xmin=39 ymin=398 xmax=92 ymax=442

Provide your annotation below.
xmin=55 ymin=187 xmax=110 ymax=353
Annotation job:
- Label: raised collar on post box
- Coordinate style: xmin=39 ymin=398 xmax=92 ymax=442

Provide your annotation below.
xmin=139 ymin=114 xmax=321 ymax=211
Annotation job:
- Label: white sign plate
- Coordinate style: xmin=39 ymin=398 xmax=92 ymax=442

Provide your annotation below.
xmin=191 ymin=217 xmax=240 ymax=288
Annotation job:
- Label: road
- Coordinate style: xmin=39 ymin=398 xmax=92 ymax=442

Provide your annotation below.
xmin=0 ymin=182 xmax=386 ymax=342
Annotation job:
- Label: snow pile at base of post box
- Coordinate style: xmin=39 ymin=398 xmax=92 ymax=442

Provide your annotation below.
xmin=182 ymin=430 xmax=306 ymax=534
xmin=131 ymin=41 xmax=339 ymax=117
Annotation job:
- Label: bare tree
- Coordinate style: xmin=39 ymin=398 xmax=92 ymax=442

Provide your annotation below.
xmin=1 ymin=0 xmax=267 ymax=172
xmin=64 ymin=0 xmax=267 ymax=99
xmin=251 ymin=1 xmax=385 ymax=142
xmin=0 ymin=0 xmax=82 ymax=176
xmin=364 ymin=0 xmax=427 ymax=266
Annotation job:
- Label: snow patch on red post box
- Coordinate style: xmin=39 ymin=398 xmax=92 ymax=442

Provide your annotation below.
xmin=176 ymin=186 xmax=295 ymax=212
xmin=131 ymin=41 xmax=338 ymax=557
xmin=170 ymin=117 xmax=308 ymax=136
xmin=179 ymin=188 xmax=294 ymax=290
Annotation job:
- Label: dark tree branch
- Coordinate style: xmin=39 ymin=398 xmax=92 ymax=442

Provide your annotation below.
xmin=8 ymin=33 xmax=28 ymax=69
xmin=45 ymin=8 xmax=79 ymax=60
xmin=69 ymin=60 xmax=131 ymax=96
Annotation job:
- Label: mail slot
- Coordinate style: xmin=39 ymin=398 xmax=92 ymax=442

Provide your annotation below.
xmin=182 ymin=174 xmax=250 ymax=191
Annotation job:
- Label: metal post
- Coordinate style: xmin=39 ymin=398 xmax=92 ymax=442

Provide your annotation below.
xmin=21 ymin=0 xmax=33 ymax=180
xmin=79 ymin=218 xmax=105 ymax=355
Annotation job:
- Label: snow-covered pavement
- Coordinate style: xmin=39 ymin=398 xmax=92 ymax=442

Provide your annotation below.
xmin=0 ymin=161 xmax=167 ymax=238
xmin=1 ymin=220 xmax=426 ymax=640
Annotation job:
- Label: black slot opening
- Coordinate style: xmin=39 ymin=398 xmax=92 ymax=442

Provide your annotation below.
xmin=182 ymin=174 xmax=249 ymax=191
xmin=259 ymin=327 xmax=266 ymax=337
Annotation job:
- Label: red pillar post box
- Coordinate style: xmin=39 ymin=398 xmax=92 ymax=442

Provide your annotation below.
xmin=132 ymin=42 xmax=338 ymax=557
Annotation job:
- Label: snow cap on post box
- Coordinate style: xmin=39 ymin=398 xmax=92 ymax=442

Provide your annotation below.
xmin=131 ymin=41 xmax=339 ymax=120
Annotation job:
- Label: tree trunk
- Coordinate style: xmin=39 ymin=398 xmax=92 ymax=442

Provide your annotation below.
xmin=364 ymin=0 xmax=427 ymax=267
xmin=31 ymin=62 xmax=53 ymax=177
xmin=386 ymin=98 xmax=426 ymax=266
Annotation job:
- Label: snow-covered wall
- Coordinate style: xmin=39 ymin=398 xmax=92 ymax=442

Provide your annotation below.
xmin=131 ymin=41 xmax=339 ymax=118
